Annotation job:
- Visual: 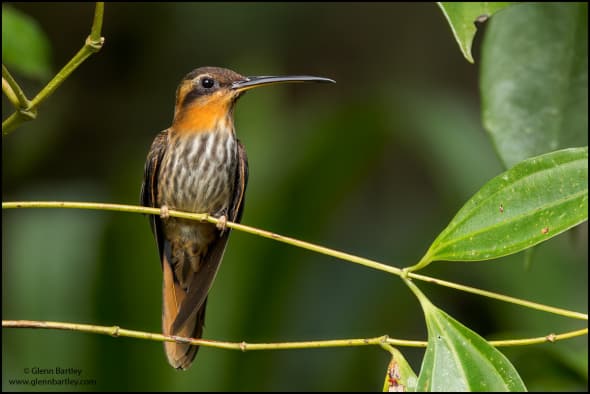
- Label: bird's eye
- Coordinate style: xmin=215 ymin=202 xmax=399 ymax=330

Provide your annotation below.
xmin=201 ymin=77 xmax=215 ymax=89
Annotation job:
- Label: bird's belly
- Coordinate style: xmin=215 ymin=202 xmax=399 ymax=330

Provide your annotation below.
xmin=159 ymin=132 xmax=237 ymax=215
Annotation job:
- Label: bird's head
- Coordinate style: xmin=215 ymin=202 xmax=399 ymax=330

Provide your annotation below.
xmin=171 ymin=66 xmax=334 ymax=133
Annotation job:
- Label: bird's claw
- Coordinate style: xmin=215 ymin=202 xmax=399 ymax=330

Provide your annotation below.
xmin=160 ymin=205 xmax=170 ymax=219
xmin=216 ymin=215 xmax=228 ymax=232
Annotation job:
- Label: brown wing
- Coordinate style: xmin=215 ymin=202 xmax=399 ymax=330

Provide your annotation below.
xmin=142 ymin=131 xmax=195 ymax=369
xmin=140 ymin=130 xmax=169 ymax=261
xmin=171 ymin=140 xmax=249 ymax=334
xmin=229 ymin=140 xmax=249 ymax=223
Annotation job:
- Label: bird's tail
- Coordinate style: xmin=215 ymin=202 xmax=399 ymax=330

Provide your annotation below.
xmin=162 ymin=255 xmax=207 ymax=370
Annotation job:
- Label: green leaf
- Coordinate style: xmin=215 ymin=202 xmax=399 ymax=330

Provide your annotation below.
xmin=382 ymin=347 xmax=417 ymax=392
xmin=2 ymin=5 xmax=52 ymax=80
xmin=437 ymin=2 xmax=510 ymax=63
xmin=481 ymin=3 xmax=588 ymax=168
xmin=406 ymin=280 xmax=527 ymax=391
xmin=412 ymin=147 xmax=587 ymax=269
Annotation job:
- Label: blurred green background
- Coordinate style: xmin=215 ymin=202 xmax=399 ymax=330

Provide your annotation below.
xmin=2 ymin=3 xmax=587 ymax=391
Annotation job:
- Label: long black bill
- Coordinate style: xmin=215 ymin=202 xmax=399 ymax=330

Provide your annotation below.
xmin=231 ymin=75 xmax=335 ymax=92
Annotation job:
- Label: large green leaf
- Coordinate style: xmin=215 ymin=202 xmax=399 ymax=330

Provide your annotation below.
xmin=412 ymin=147 xmax=587 ymax=269
xmin=481 ymin=3 xmax=588 ymax=168
xmin=2 ymin=5 xmax=52 ymax=80
xmin=437 ymin=2 xmax=510 ymax=63
xmin=407 ymin=281 xmax=527 ymax=392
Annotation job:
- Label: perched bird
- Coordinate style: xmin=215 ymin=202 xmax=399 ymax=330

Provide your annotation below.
xmin=141 ymin=67 xmax=334 ymax=370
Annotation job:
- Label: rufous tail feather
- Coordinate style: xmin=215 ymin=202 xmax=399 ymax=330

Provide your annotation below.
xmin=162 ymin=254 xmax=206 ymax=370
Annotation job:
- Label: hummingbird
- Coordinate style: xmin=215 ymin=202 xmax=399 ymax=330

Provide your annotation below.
xmin=140 ymin=66 xmax=334 ymax=370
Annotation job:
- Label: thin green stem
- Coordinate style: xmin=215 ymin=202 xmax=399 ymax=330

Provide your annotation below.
xmin=3 ymin=201 xmax=587 ymax=321
xmin=488 ymin=328 xmax=588 ymax=347
xmin=2 ymin=3 xmax=105 ymax=136
xmin=89 ymin=3 xmax=104 ymax=42
xmin=402 ymin=276 xmax=430 ymax=309
xmin=228 ymin=220 xmax=403 ymax=276
xmin=380 ymin=343 xmax=398 ymax=355
xmin=406 ymin=272 xmax=588 ymax=321
xmin=2 ymin=65 xmax=36 ymax=133
xmin=3 ymin=320 xmax=585 ymax=349
xmin=2 ymin=112 xmax=31 ymax=135
xmin=2 ymin=64 xmax=30 ymax=108
xmin=2 ymin=77 xmax=20 ymax=107
xmin=28 ymin=3 xmax=105 ymax=109
xmin=1 ymin=320 xmax=410 ymax=350
xmin=2 ymin=201 xmax=171 ymax=217
xmin=1 ymin=200 xmax=403 ymax=277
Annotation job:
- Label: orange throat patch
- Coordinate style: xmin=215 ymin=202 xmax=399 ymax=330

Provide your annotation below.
xmin=172 ymin=93 xmax=234 ymax=134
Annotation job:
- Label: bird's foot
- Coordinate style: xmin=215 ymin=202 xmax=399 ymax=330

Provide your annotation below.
xmin=160 ymin=205 xmax=170 ymax=219
xmin=216 ymin=214 xmax=228 ymax=233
